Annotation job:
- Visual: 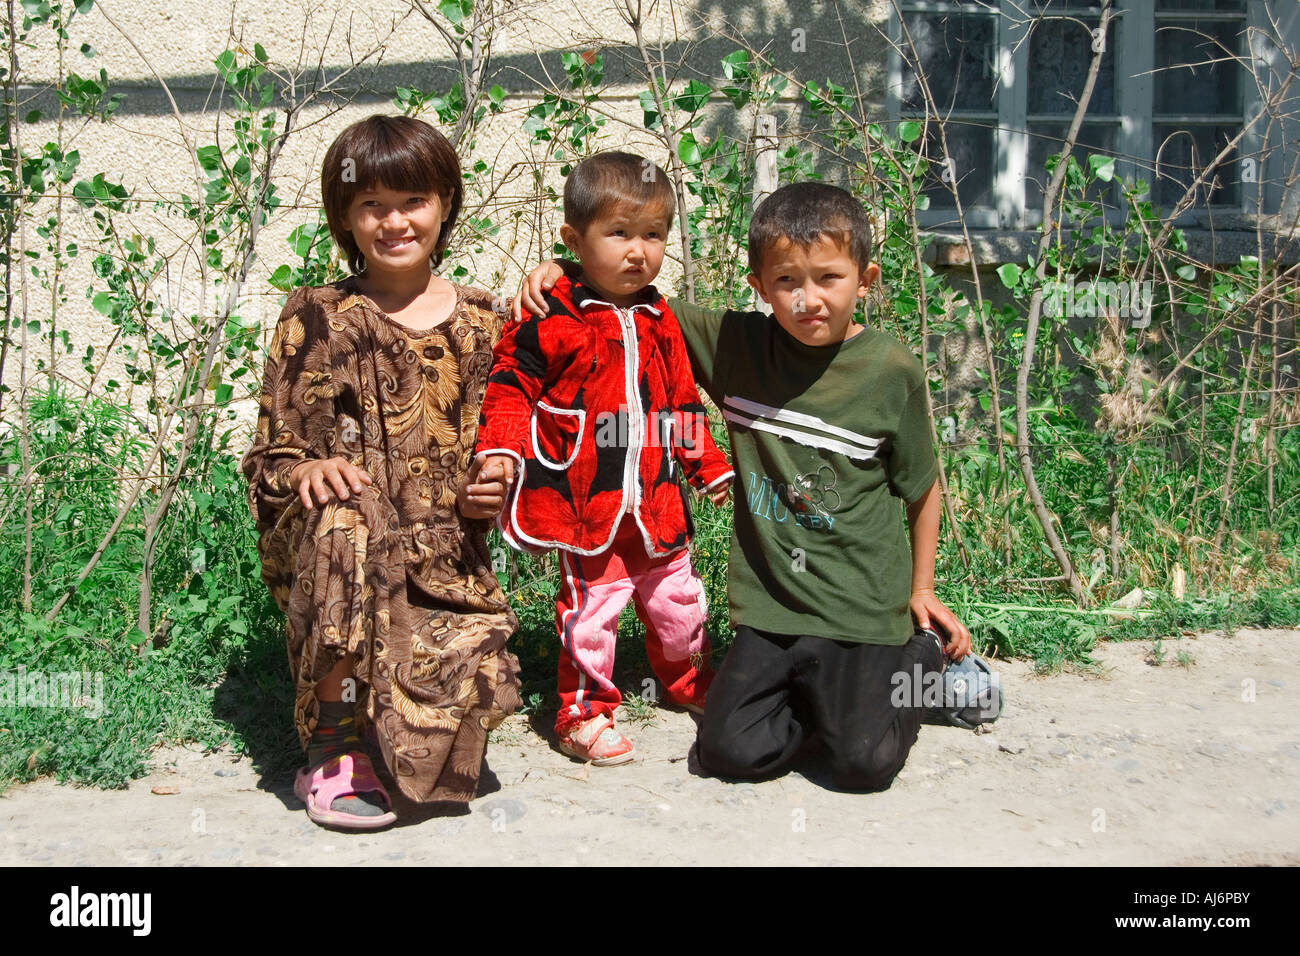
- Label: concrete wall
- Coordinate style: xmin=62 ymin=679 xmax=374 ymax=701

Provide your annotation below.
xmin=6 ymin=0 xmax=896 ymax=420
xmin=4 ymin=0 xmax=1296 ymax=436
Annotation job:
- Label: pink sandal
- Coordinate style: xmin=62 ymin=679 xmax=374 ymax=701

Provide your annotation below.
xmin=293 ymin=752 xmax=398 ymax=831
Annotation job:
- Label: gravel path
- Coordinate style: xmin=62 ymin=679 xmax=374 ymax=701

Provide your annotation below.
xmin=3 ymin=627 xmax=1297 ymax=866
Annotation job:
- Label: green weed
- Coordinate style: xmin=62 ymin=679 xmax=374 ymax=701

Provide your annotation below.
xmin=619 ymin=690 xmax=659 ymax=728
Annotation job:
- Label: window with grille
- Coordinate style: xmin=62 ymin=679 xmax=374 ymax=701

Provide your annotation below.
xmin=888 ymin=0 xmax=1261 ymax=229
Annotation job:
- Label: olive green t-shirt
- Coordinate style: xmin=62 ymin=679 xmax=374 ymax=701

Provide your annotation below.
xmin=671 ymin=298 xmax=938 ymax=645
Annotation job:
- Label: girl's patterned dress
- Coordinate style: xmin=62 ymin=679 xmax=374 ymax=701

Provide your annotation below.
xmin=241 ymin=277 xmax=521 ymax=803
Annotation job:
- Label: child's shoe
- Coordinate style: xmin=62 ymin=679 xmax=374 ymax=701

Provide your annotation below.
xmin=923 ymin=646 xmax=1004 ymax=730
xmin=920 ymin=627 xmax=947 ymax=673
xmin=293 ymin=752 xmax=398 ymax=831
xmin=558 ymin=713 xmax=635 ymax=765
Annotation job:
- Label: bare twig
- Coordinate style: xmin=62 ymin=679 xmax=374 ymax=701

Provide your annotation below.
xmin=618 ymin=0 xmax=697 ymax=302
xmin=1012 ymin=0 xmax=1117 ymax=605
xmin=7 ymin=0 xmax=33 ymax=612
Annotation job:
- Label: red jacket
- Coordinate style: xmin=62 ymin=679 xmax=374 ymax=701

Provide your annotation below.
xmin=475 ymin=275 xmax=733 ymax=556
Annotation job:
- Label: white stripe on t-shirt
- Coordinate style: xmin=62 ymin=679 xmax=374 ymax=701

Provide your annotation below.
xmin=722 ymin=395 xmax=882 ymax=460
xmin=722 ymin=407 xmax=882 ymax=461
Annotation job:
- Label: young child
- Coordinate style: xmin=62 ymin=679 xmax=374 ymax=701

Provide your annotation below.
xmin=516 ymin=182 xmax=975 ymax=790
xmin=241 ymin=115 xmax=521 ymax=830
xmin=469 ymin=151 xmax=734 ymax=765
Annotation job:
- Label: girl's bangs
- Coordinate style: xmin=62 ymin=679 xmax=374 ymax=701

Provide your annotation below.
xmin=357 ymin=138 xmax=449 ymax=196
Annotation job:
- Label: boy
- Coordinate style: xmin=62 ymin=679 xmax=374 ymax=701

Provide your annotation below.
xmin=510 ymin=182 xmax=973 ymax=790
xmin=467 ymin=152 xmax=734 ymax=766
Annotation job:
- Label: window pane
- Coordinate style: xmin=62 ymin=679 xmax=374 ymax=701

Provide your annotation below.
xmin=1028 ymin=19 xmax=1116 ymax=115
xmin=1031 ymin=0 xmax=1111 ymax=10
xmin=900 ymin=14 xmax=997 ymax=112
xmin=1025 ymin=123 xmax=1117 ymax=209
xmin=914 ymin=122 xmax=995 ymax=210
xmin=1156 ymin=1 xmax=1245 ymax=11
xmin=1155 ymin=19 xmax=1243 ymax=114
xmin=1154 ymin=124 xmax=1240 ymax=207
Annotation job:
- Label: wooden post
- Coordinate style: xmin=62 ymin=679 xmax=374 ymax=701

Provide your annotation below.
xmin=752 ymin=112 xmax=778 ymax=315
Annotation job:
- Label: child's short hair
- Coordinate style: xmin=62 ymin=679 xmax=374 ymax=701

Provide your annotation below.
xmin=563 ymin=151 xmax=675 ymax=233
xmin=321 ymin=114 xmax=463 ymax=274
xmin=748 ymin=182 xmax=874 ymax=275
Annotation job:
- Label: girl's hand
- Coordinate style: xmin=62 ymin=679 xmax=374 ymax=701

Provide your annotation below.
xmin=458 ymin=454 xmax=516 ymax=519
xmin=707 ymin=478 xmax=732 ymax=508
xmin=512 ymin=261 xmax=566 ymax=321
xmin=290 ymin=457 xmax=372 ymax=510
xmin=910 ymin=588 xmax=972 ymax=661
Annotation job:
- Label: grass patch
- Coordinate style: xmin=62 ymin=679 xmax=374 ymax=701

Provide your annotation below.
xmin=3 ymin=389 xmax=1298 ymax=792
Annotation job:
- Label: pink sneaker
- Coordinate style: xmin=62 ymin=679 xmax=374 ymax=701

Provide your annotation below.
xmin=558 ymin=713 xmax=635 ymax=766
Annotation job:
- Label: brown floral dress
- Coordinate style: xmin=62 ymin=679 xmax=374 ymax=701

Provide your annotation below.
xmin=240 ymin=277 xmax=521 ymax=803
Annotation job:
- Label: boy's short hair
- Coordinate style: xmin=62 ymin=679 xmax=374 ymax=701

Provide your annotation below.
xmin=748 ymin=182 xmax=874 ymax=275
xmin=321 ymin=114 xmax=463 ymax=274
xmin=563 ymin=151 xmax=676 ymax=233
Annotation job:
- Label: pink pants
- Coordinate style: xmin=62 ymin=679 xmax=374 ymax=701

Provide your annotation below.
xmin=554 ymin=516 xmax=714 ymax=733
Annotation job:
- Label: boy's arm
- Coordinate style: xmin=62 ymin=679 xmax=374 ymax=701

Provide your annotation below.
xmin=513 ymin=257 xmax=732 ymax=405
xmin=664 ymin=296 xmax=728 ymax=407
xmin=905 ymin=480 xmax=970 ymax=660
xmin=889 ymin=361 xmax=970 ymax=660
xmin=659 ymin=311 xmax=734 ymax=496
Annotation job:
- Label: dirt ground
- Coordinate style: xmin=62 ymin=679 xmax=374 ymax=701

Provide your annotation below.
xmin=2 ymin=627 xmax=1297 ymax=866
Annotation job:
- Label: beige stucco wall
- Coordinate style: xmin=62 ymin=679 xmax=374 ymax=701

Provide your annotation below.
xmin=6 ymin=0 xmax=893 ymax=431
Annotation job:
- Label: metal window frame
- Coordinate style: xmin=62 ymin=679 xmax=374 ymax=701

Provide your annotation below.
xmin=888 ymin=0 xmax=1260 ymax=229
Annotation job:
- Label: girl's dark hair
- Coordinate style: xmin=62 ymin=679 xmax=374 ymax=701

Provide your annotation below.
xmin=563 ymin=151 xmax=676 ymax=232
xmin=747 ymin=182 xmax=874 ymax=275
xmin=321 ymin=115 xmax=463 ymax=274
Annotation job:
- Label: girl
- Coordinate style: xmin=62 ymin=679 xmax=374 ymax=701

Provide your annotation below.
xmin=241 ymin=114 xmax=520 ymax=830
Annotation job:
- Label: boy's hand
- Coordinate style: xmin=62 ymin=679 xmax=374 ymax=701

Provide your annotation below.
xmin=706 ymin=478 xmax=731 ymax=507
xmin=458 ymin=454 xmax=516 ymax=519
xmin=513 ymin=261 xmax=566 ymax=320
xmin=290 ymin=457 xmax=372 ymax=510
xmin=910 ymin=587 xmax=972 ymax=661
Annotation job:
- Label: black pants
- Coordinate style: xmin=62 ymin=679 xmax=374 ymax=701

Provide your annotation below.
xmin=696 ymin=625 xmax=944 ymax=791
